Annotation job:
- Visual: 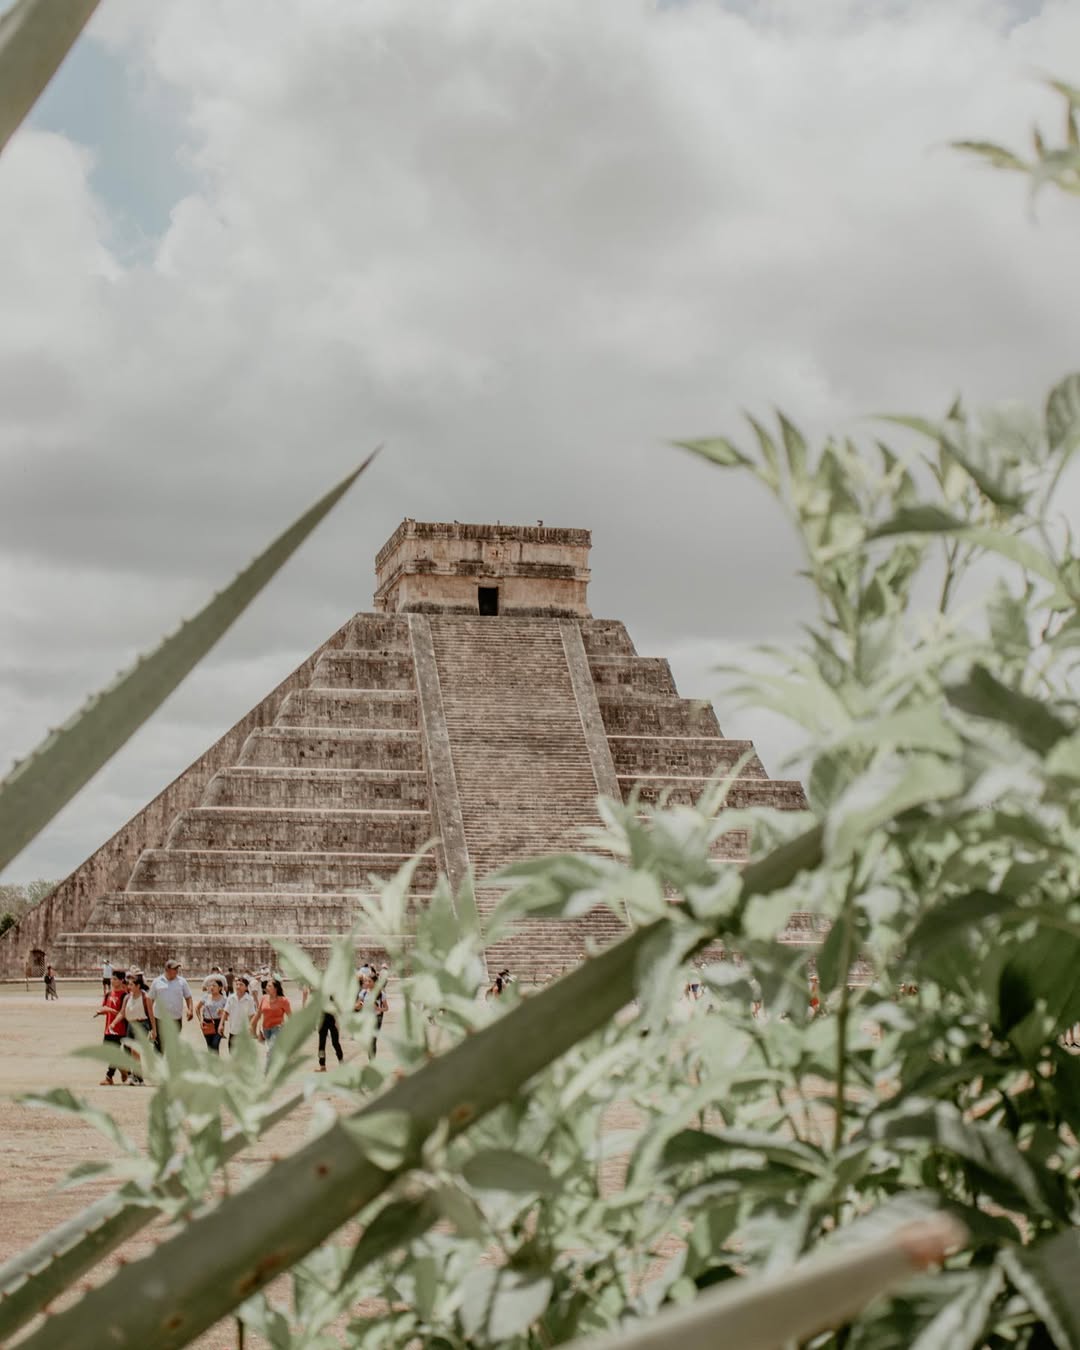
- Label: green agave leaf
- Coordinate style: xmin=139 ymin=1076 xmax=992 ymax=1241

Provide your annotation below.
xmin=0 ymin=0 xmax=98 ymax=154
xmin=13 ymin=826 xmax=825 ymax=1350
xmin=0 ymin=454 xmax=375 ymax=873
xmin=944 ymin=664 xmax=1071 ymax=755
xmin=1001 ymin=1230 xmax=1080 ymax=1349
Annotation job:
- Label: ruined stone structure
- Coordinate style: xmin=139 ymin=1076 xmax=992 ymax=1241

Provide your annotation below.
xmin=0 ymin=522 xmax=806 ymax=982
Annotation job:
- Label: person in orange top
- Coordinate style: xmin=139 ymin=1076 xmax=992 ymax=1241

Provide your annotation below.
xmin=251 ymin=977 xmax=291 ymax=1068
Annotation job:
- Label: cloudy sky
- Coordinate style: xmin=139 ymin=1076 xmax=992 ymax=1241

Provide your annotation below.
xmin=2 ymin=0 xmax=1078 ymax=882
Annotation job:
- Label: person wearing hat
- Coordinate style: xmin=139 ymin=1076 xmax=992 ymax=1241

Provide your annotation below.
xmin=148 ymin=959 xmax=193 ymax=1049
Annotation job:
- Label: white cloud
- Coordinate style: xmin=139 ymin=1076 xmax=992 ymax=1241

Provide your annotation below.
xmin=3 ymin=0 xmax=1080 ymax=878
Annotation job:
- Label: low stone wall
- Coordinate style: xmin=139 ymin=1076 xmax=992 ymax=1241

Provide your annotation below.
xmin=0 ymin=616 xmax=356 ymax=977
xmin=204 ymin=768 xmax=428 ymax=810
xmin=578 ymin=619 xmax=635 ymax=656
xmin=609 ymin=735 xmax=766 ymax=778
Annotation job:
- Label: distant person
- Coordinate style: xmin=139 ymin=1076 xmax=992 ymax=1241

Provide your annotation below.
xmin=93 ymin=969 xmax=129 ymax=1085
xmin=225 ymin=966 xmax=235 ymax=994
xmin=120 ymin=972 xmax=155 ymax=1084
xmin=201 ymin=965 xmax=226 ymax=993
xmin=101 ymin=958 xmax=113 ymax=995
xmin=356 ymin=972 xmax=388 ymax=1060
xmin=485 ymin=969 xmax=512 ymax=1001
xmin=221 ymin=976 xmax=257 ymax=1051
xmin=149 ymin=960 xmax=194 ymax=1049
xmin=195 ymin=978 xmax=227 ymax=1053
xmin=43 ymin=965 xmax=58 ymax=1000
xmin=251 ymin=978 xmax=291 ymax=1067
xmin=315 ymin=1003 xmax=344 ymax=1072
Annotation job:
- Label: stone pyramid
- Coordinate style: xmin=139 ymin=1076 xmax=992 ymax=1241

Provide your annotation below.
xmin=1 ymin=522 xmax=806 ymax=983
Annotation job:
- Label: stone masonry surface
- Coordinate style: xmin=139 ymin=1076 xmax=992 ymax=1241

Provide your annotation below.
xmin=2 ymin=523 xmax=810 ymax=982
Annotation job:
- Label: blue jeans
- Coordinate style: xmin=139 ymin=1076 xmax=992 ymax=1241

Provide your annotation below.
xmin=263 ymin=1023 xmax=282 ymax=1070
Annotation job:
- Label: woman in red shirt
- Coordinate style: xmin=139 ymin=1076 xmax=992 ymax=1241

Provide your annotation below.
xmin=251 ymin=978 xmax=291 ymax=1067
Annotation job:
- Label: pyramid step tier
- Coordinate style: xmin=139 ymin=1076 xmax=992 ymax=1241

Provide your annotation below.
xmin=609 ymin=736 xmax=766 ymax=778
xmin=588 ymin=657 xmax=678 ymax=696
xmin=620 ymin=775 xmax=809 ymax=810
xmin=343 ymin=615 xmax=411 ymax=650
xmin=598 ymin=695 xmax=721 ymax=738
xmin=166 ymin=807 xmax=432 ymax=854
xmin=204 ymin=767 xmax=429 ymax=811
xmin=308 ymin=652 xmax=416 ymax=690
xmin=128 ymin=849 xmax=436 ymax=893
xmin=238 ymin=727 xmax=423 ymax=771
xmin=48 ymin=931 xmax=401 ymax=976
xmin=277 ymin=688 xmax=418 ymax=730
xmin=85 ymin=891 xmax=433 ymax=934
xmin=578 ymin=620 xmax=636 ymax=657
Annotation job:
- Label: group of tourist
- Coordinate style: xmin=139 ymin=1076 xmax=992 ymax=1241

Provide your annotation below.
xmin=89 ymin=956 xmax=391 ymax=1083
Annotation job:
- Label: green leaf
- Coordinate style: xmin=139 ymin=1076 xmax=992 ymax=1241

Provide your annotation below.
xmin=776 ymin=411 xmax=808 ymax=482
xmin=0 ymin=0 xmax=99 ymax=154
xmin=869 ymin=511 xmax=1061 ymax=589
xmin=868 ymin=1100 xmax=1056 ymax=1216
xmin=997 ymin=928 xmax=1080 ymax=1058
xmin=909 ymin=1263 xmax=1004 ymax=1350
xmin=488 ymin=1269 xmax=554 ymax=1342
xmin=905 ymin=891 xmax=1017 ymax=959
xmin=870 ymin=505 xmax=969 ymax=538
xmin=1001 ymin=1230 xmax=1080 ymax=1349
xmin=461 ymin=1149 xmax=557 ymax=1195
xmin=342 ymin=1110 xmax=417 ymax=1172
xmin=951 ymin=139 xmax=1029 ymax=173
xmin=0 ymin=454 xmax=376 ymax=873
xmin=827 ymin=754 xmax=965 ymax=859
xmin=945 ymin=665 xmax=1071 ymax=754
xmin=1046 ymin=372 xmax=1080 ymax=453
xmin=674 ymin=436 xmax=753 ymax=471
xmin=340 ymin=1194 xmax=439 ymax=1285
xmin=660 ymin=1127 xmax=826 ymax=1177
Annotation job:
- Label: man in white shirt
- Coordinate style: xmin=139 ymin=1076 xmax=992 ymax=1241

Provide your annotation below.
xmin=149 ymin=960 xmax=194 ymax=1049
xmin=101 ymin=958 xmax=112 ymax=995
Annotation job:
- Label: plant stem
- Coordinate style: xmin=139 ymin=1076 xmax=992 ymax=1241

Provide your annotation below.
xmin=832 ymin=882 xmax=858 ymax=1157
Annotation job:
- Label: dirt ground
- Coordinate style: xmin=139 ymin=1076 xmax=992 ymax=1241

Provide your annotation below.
xmin=0 ymin=981 xmax=663 ymax=1350
xmin=0 ymin=979 xmax=404 ymax=1349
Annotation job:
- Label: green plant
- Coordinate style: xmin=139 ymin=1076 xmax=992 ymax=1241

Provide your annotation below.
xmin=0 ymin=0 xmax=100 ymax=154
xmin=6 ymin=72 xmax=1080 ymax=1350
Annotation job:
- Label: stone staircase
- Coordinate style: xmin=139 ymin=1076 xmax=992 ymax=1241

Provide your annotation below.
xmin=49 ymin=615 xmax=434 ymax=974
xmin=44 ymin=612 xmax=810 ymax=983
xmin=429 ymin=616 xmax=626 ymax=981
xmin=579 ymin=619 xmax=809 ymax=953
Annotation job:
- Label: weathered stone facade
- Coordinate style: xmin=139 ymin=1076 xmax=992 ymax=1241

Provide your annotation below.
xmin=0 ymin=522 xmax=807 ymax=982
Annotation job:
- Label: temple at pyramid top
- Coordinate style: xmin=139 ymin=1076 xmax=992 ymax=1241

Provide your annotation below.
xmin=374 ymin=519 xmax=592 ymax=617
xmin=0 ymin=519 xmax=811 ymax=983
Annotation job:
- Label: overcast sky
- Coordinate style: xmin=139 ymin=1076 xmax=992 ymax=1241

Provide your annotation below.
xmin=2 ymin=0 xmax=1078 ymax=882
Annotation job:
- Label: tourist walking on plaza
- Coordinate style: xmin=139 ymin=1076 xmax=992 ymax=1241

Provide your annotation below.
xmin=43 ymin=965 xmax=58 ymax=1000
xmin=356 ymin=972 xmax=388 ymax=1060
xmin=485 ymin=968 xmax=512 ymax=1000
xmin=221 ymin=976 xmax=256 ymax=1051
xmin=196 ymin=978 xmax=227 ymax=1053
xmin=94 ymin=969 xmax=129 ymax=1084
xmin=251 ymin=978 xmax=291 ymax=1067
xmin=101 ymin=957 xmax=113 ymax=995
xmin=121 ymin=972 xmax=155 ymax=1083
xmin=315 ymin=1007 xmax=343 ymax=1072
xmin=148 ymin=959 xmax=193 ymax=1048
